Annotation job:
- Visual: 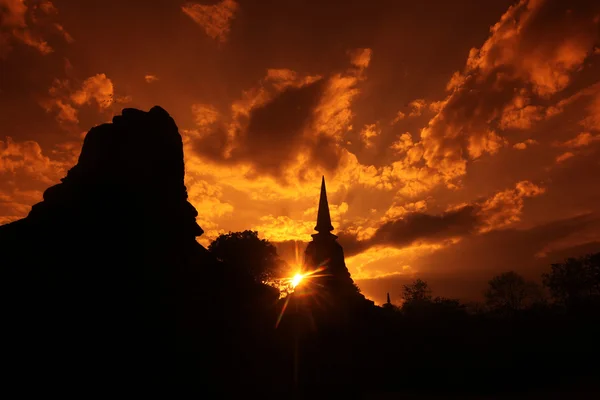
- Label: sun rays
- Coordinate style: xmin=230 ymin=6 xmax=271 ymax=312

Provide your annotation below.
xmin=275 ymin=260 xmax=331 ymax=328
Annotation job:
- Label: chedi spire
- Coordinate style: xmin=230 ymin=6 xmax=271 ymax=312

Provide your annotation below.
xmin=314 ymin=176 xmax=334 ymax=234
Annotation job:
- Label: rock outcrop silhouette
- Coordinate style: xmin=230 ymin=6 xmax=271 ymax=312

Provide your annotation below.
xmin=0 ymin=106 xmax=278 ymax=387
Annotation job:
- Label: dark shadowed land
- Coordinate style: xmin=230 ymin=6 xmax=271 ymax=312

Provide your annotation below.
xmin=1 ymin=107 xmax=599 ymax=396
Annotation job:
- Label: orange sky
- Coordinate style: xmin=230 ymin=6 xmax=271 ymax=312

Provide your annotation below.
xmin=1 ymin=0 xmax=600 ymax=304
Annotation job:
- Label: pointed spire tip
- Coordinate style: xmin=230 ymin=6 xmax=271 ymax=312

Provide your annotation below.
xmin=315 ymin=176 xmax=334 ymax=233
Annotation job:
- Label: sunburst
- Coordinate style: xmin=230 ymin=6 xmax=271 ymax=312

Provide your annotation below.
xmin=275 ymin=259 xmax=331 ymax=328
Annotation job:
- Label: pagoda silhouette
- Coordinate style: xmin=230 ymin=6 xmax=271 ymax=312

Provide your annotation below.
xmin=300 ymin=176 xmax=373 ymax=308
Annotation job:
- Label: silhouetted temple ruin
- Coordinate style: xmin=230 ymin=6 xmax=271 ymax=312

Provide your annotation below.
xmin=301 ymin=176 xmax=373 ymax=308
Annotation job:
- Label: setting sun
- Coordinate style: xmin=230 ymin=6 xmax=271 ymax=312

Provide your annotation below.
xmin=291 ymin=273 xmax=304 ymax=288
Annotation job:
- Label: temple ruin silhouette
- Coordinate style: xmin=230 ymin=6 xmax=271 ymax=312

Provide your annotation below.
xmin=299 ymin=176 xmax=374 ymax=308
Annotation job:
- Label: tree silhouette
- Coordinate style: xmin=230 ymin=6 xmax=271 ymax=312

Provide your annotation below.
xmin=208 ymin=230 xmax=286 ymax=284
xmin=400 ymin=278 xmax=434 ymax=316
xmin=402 ymin=278 xmax=432 ymax=303
xmin=432 ymin=296 xmax=465 ymax=311
xmin=543 ymin=253 xmax=600 ymax=307
xmin=485 ymin=271 xmax=540 ymax=313
xmin=398 ymin=280 xmax=466 ymax=318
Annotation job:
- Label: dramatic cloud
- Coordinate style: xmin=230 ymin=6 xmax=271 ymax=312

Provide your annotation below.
xmin=390 ymin=132 xmax=413 ymax=154
xmin=254 ymin=216 xmax=315 ymax=243
xmin=42 ymin=73 xmax=115 ymax=125
xmin=70 ymin=74 xmax=114 ymax=108
xmin=53 ymin=22 xmax=73 ymax=43
xmin=191 ymin=103 xmax=219 ymax=127
xmin=447 ymin=214 xmax=599 ymax=278
xmin=383 ymin=200 xmax=428 ymax=221
xmin=500 ymin=91 xmax=544 ymax=130
xmin=339 ymin=204 xmax=477 ymax=257
xmin=391 ymin=111 xmax=405 ymax=125
xmin=513 ymin=139 xmax=538 ymax=150
xmin=187 ymin=50 xmax=374 ymax=184
xmin=0 ymin=188 xmax=42 ymax=224
xmin=235 ymin=80 xmax=327 ymax=172
xmin=552 ymin=129 xmax=600 ymax=163
xmin=360 ymin=123 xmax=379 ymax=148
xmin=477 ymin=181 xmax=545 ymax=232
xmin=555 ymin=151 xmax=575 ymax=163
xmin=408 ymin=99 xmax=426 ymax=117
xmin=348 ymin=48 xmax=372 ymax=70
xmin=544 ymin=82 xmax=600 ymax=119
xmin=463 ymin=0 xmax=598 ymax=97
xmin=184 ymin=174 xmax=234 ymax=242
xmin=419 ymin=0 xmax=600 ymax=183
xmin=186 ymin=61 xmax=449 ymax=195
xmin=466 ymin=130 xmax=506 ymax=159
xmin=0 ymin=137 xmax=65 ymax=182
xmin=560 ymin=132 xmax=600 ymax=148
xmin=581 ymin=90 xmax=600 ymax=131
xmin=339 ymin=181 xmax=545 ymax=256
xmin=0 ymin=136 xmax=73 ymax=223
xmin=144 ymin=74 xmax=159 ymax=83
xmin=0 ymin=0 xmax=72 ymax=56
xmin=182 ymin=0 xmax=239 ymax=43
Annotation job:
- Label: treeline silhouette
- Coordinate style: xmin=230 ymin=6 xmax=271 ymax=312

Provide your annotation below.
xmin=1 ymin=107 xmax=598 ymax=396
xmin=209 ymin=230 xmax=600 ymax=395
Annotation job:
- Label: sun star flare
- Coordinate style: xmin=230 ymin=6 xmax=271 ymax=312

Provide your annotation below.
xmin=291 ymin=273 xmax=304 ymax=288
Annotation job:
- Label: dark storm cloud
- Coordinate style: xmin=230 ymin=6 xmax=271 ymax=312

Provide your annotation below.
xmin=188 ymin=72 xmax=357 ymax=183
xmin=356 ymin=213 xmax=600 ymax=304
xmin=338 ymin=179 xmax=546 ymax=256
xmin=306 ymin=134 xmax=343 ymax=174
xmin=230 ymin=79 xmax=326 ymax=175
xmin=418 ymin=213 xmax=600 ymax=278
xmin=189 ymin=76 xmax=326 ymax=171
xmin=374 ymin=205 xmax=478 ymax=245
xmin=338 ymin=205 xmax=479 ymax=257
